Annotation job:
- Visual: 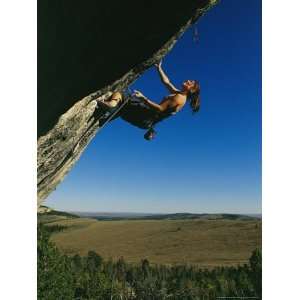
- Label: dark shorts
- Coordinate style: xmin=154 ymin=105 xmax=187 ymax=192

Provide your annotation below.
xmin=120 ymin=97 xmax=161 ymax=129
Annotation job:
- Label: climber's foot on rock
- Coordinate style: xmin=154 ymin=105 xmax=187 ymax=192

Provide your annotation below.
xmin=96 ymin=99 xmax=116 ymax=111
xmin=97 ymin=92 xmax=123 ymax=110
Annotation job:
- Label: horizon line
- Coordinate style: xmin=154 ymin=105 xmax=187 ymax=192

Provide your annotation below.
xmin=56 ymin=209 xmax=262 ymax=216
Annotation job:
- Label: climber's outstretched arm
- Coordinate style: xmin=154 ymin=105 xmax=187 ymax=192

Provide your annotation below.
xmin=155 ymin=61 xmax=179 ymax=93
xmin=144 ymin=98 xmax=164 ymax=112
xmin=133 ymin=90 xmax=164 ymax=112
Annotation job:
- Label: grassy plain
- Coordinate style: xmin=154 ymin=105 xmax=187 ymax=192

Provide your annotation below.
xmin=48 ymin=217 xmax=261 ymax=268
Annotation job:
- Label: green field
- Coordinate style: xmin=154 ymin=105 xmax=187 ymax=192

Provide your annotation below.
xmin=47 ymin=217 xmax=261 ymax=268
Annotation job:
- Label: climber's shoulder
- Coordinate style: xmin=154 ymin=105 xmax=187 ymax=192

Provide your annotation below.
xmin=172 ymin=92 xmax=186 ymax=104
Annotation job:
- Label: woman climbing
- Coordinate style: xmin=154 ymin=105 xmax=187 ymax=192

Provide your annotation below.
xmin=97 ymin=60 xmax=201 ymax=140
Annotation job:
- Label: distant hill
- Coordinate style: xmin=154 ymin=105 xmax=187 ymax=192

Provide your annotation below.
xmin=139 ymin=213 xmax=259 ymax=221
xmin=72 ymin=212 xmax=259 ymax=221
xmin=38 ymin=208 xmax=260 ymax=222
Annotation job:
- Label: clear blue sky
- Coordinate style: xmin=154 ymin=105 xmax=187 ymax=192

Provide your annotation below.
xmin=46 ymin=0 xmax=261 ymax=214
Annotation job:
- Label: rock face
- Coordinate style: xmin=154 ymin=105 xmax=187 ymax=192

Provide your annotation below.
xmin=37 ymin=0 xmax=217 ymax=207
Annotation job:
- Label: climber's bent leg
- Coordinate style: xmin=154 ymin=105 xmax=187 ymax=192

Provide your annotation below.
xmin=97 ymin=92 xmax=123 ymax=108
xmin=107 ymin=92 xmax=123 ymax=107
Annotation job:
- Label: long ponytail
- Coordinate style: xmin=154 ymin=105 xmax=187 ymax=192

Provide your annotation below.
xmin=189 ymin=81 xmax=201 ymax=113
